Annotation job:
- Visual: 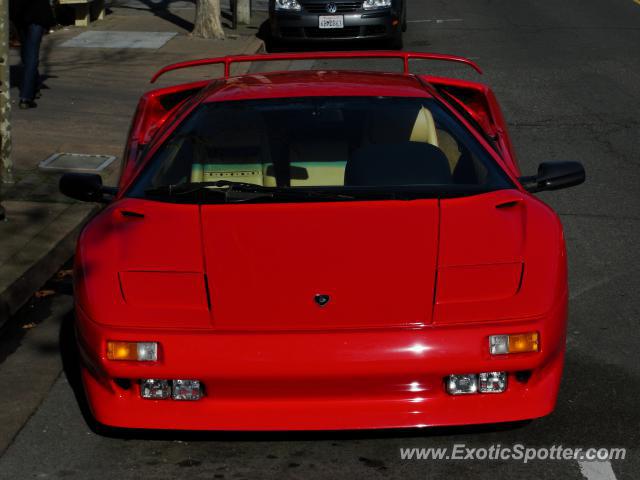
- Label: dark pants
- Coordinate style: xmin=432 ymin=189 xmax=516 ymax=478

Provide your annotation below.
xmin=19 ymin=24 xmax=45 ymax=102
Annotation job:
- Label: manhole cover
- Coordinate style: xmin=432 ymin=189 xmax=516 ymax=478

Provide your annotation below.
xmin=39 ymin=153 xmax=116 ymax=172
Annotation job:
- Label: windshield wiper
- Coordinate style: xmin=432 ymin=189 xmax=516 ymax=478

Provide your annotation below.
xmin=144 ymin=181 xmax=257 ymax=196
xmin=144 ymin=181 xmax=358 ymax=203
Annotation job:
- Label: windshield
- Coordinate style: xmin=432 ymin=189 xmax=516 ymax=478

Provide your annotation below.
xmin=128 ymin=96 xmax=512 ymax=202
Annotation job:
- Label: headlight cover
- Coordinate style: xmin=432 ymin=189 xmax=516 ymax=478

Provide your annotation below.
xmin=363 ymin=0 xmax=392 ymax=10
xmin=107 ymin=341 xmax=158 ymax=361
xmin=275 ymin=0 xmax=301 ymax=11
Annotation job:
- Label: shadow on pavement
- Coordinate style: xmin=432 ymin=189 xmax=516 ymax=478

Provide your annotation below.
xmin=0 ymin=268 xmax=70 ymax=364
xmin=59 ymin=308 xmax=99 ymax=434
xmin=115 ymin=0 xmax=195 ymax=31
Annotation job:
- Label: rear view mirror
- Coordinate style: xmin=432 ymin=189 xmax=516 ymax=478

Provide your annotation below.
xmin=59 ymin=173 xmax=117 ymax=203
xmin=519 ymin=161 xmax=585 ymax=193
xmin=265 ymin=165 xmax=310 ymax=180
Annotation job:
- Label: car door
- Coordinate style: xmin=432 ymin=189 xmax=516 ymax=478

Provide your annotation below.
xmin=421 ymin=75 xmax=520 ymax=177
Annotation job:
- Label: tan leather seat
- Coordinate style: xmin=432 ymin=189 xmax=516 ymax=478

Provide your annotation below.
xmin=435 ymin=129 xmax=462 ymax=172
xmin=409 ymin=107 xmax=461 ymax=171
xmin=409 ymin=107 xmax=439 ymax=147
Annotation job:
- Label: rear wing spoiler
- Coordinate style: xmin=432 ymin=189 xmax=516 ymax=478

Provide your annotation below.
xmin=149 ymin=51 xmax=482 ymax=84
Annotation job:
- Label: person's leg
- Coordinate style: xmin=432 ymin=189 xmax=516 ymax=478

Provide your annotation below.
xmin=18 ymin=26 xmax=27 ymax=65
xmin=19 ymin=23 xmax=44 ymax=104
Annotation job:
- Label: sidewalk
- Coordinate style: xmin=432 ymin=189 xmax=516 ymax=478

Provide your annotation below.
xmin=0 ymin=2 xmax=266 ymax=330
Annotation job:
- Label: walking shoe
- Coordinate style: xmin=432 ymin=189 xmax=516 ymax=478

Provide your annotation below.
xmin=19 ymin=100 xmax=37 ymax=109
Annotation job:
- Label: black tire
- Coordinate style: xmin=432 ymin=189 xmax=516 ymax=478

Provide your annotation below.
xmin=265 ymin=36 xmax=282 ymax=53
xmin=390 ymin=29 xmax=404 ymax=50
xmin=402 ymin=5 xmax=407 ymax=32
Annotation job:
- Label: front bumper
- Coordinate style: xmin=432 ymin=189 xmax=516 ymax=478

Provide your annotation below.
xmin=271 ymin=10 xmax=397 ymax=41
xmin=76 ymin=303 xmax=566 ymax=431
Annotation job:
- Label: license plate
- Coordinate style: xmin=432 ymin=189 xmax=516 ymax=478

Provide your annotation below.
xmin=319 ymin=15 xmax=344 ymax=29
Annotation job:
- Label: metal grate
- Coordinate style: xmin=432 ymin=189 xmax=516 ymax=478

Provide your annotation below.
xmin=302 ymin=2 xmax=362 ymax=13
xmin=38 ymin=153 xmax=116 ymax=172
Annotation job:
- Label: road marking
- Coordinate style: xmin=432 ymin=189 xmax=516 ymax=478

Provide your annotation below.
xmin=579 ymin=461 xmax=618 ymax=480
xmin=408 ymin=18 xmax=463 ymax=24
xmin=569 ymin=275 xmax=618 ymax=300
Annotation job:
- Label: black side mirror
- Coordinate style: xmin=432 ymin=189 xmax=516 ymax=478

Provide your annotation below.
xmin=59 ymin=173 xmax=117 ymax=203
xmin=519 ymin=161 xmax=585 ymax=193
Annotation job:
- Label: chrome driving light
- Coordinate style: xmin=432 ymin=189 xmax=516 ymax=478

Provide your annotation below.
xmin=446 ymin=374 xmax=478 ymax=395
xmin=363 ymin=0 xmax=392 ymax=9
xmin=140 ymin=379 xmax=171 ymax=399
xmin=275 ymin=0 xmax=301 ymax=11
xmin=479 ymin=372 xmax=507 ymax=393
xmin=172 ymin=380 xmax=202 ymax=401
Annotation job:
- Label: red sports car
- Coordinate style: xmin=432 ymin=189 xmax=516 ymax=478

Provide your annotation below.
xmin=61 ymin=51 xmax=585 ymax=431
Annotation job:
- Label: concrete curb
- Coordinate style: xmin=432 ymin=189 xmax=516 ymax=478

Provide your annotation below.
xmin=0 ymin=203 xmax=97 ymax=331
xmin=235 ymin=35 xmax=266 ymax=74
xmin=245 ymin=35 xmax=267 ymax=55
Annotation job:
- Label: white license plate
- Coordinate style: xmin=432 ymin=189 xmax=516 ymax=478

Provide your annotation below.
xmin=319 ymin=15 xmax=344 ymax=29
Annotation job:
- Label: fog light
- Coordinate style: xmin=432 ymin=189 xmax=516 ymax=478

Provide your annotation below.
xmin=479 ymin=372 xmax=507 ymax=393
xmin=140 ymin=379 xmax=171 ymax=399
xmin=107 ymin=341 xmax=158 ymax=361
xmin=489 ymin=332 xmax=538 ymax=355
xmin=446 ymin=374 xmax=478 ymax=395
xmin=172 ymin=380 xmax=202 ymax=401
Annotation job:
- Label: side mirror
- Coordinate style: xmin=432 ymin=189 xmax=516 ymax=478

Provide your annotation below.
xmin=59 ymin=173 xmax=117 ymax=203
xmin=519 ymin=161 xmax=585 ymax=193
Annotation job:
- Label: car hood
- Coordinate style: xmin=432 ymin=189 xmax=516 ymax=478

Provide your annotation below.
xmin=76 ymin=190 xmax=566 ymax=330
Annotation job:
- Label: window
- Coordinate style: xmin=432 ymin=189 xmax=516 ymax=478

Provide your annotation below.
xmin=129 ymin=97 xmax=512 ymax=201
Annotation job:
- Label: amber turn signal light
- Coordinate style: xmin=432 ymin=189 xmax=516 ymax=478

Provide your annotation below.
xmin=489 ymin=333 xmax=539 ymax=355
xmin=509 ymin=332 xmax=539 ymax=353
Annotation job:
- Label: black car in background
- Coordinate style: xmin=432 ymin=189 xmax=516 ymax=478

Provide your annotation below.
xmin=269 ymin=0 xmax=407 ymax=49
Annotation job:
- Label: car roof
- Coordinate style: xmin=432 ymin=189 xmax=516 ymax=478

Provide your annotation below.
xmin=202 ymin=70 xmax=434 ymax=103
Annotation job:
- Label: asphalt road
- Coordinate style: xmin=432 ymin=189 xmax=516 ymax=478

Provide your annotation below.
xmin=1 ymin=0 xmax=639 ymax=479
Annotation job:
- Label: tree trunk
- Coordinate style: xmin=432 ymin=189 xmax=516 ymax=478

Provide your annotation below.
xmin=0 ymin=0 xmax=13 ymax=192
xmin=237 ymin=0 xmax=251 ymax=25
xmin=192 ymin=0 xmax=225 ymax=40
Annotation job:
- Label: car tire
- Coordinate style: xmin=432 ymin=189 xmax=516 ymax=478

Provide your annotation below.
xmin=265 ymin=36 xmax=283 ymax=53
xmin=390 ymin=29 xmax=404 ymax=50
xmin=402 ymin=6 xmax=407 ymax=32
